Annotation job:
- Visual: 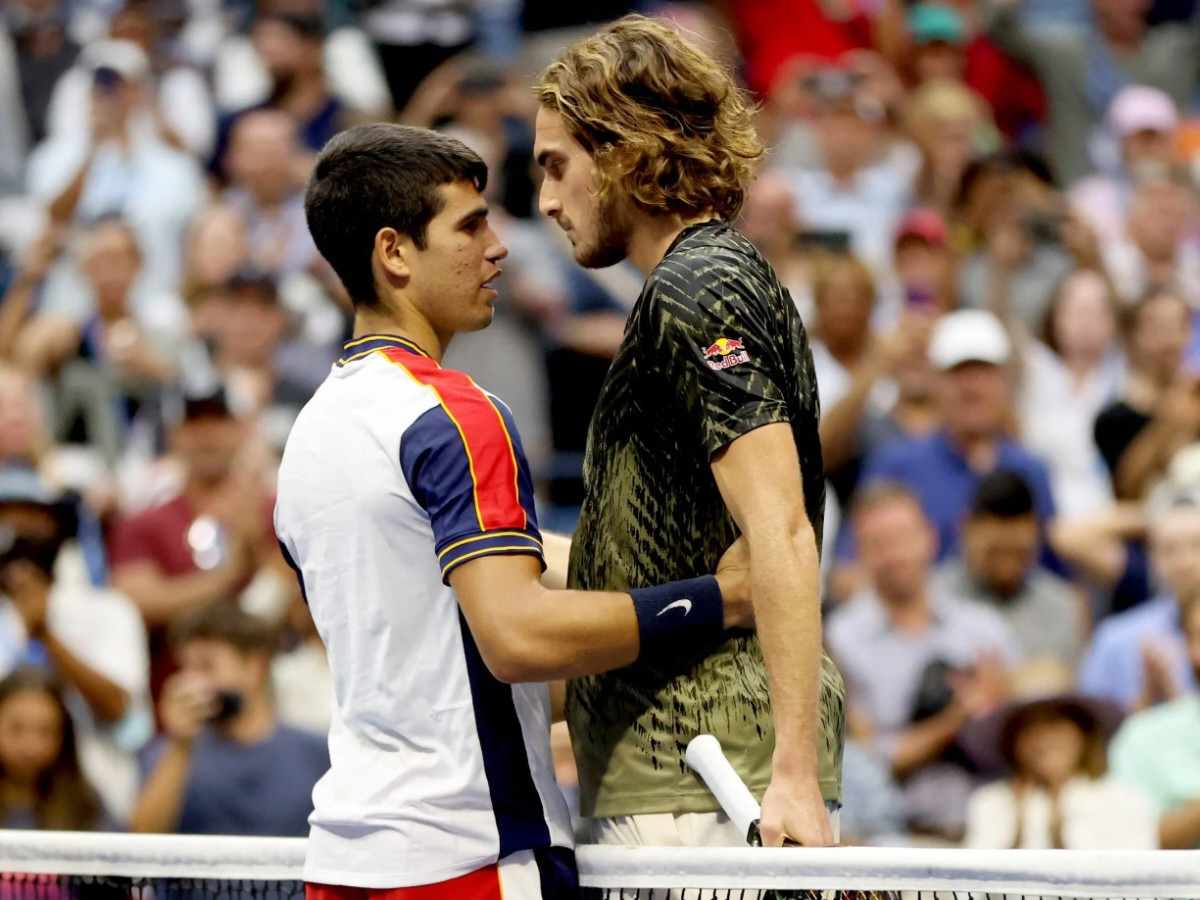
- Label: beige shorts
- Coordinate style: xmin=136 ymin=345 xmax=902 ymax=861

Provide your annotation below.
xmin=583 ymin=805 xmax=841 ymax=900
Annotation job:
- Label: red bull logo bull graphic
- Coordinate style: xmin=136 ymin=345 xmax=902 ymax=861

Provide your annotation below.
xmin=702 ymin=336 xmax=750 ymax=371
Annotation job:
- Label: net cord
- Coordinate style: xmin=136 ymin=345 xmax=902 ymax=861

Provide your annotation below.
xmin=0 ymin=833 xmax=1197 ymax=897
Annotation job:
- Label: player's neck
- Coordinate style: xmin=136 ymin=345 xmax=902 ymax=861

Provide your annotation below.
xmin=353 ymin=305 xmax=446 ymax=362
xmin=627 ymin=210 xmax=720 ymax=275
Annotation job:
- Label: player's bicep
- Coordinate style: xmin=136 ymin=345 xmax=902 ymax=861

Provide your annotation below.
xmin=711 ymin=422 xmax=811 ymax=539
xmin=449 ymin=553 xmax=544 ymax=681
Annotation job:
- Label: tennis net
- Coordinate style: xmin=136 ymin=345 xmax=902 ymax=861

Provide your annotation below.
xmin=0 ymin=832 xmax=1197 ymax=900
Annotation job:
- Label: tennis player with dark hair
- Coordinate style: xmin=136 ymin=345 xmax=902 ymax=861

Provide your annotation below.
xmin=276 ymin=123 xmax=755 ymax=899
xmin=534 ymin=16 xmax=845 ymax=849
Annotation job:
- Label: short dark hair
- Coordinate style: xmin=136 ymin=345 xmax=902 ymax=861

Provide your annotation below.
xmin=304 ymin=124 xmax=488 ymax=309
xmin=969 ymin=471 xmax=1035 ymax=520
xmin=170 ymin=601 xmax=278 ymax=656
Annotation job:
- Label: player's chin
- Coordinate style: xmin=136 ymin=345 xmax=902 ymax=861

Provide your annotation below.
xmin=463 ymin=295 xmax=497 ymax=331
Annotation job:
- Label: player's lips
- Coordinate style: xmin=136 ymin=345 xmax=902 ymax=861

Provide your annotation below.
xmin=481 ymin=269 xmax=503 ymax=288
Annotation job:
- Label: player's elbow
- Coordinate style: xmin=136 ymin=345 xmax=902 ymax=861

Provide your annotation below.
xmin=473 ymin=627 xmax=555 ymax=684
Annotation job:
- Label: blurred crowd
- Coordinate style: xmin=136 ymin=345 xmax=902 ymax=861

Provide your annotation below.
xmin=3 ymin=0 xmax=1200 ymax=853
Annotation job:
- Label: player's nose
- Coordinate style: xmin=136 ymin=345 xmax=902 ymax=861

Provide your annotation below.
xmin=486 ymin=236 xmax=508 ymax=262
xmin=539 ymin=186 xmax=560 ymax=219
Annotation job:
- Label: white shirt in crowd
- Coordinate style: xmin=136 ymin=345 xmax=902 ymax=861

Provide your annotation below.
xmin=1019 ymin=340 xmax=1123 ymax=518
xmin=965 ymin=776 xmax=1158 ymax=849
xmin=0 ymin=545 xmax=151 ymax=821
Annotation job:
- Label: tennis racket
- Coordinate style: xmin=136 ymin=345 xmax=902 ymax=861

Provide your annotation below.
xmin=685 ymin=734 xmax=776 ymax=847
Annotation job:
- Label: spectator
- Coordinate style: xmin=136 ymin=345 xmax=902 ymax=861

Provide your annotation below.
xmin=986 ymin=0 xmax=1200 ymax=185
xmin=1019 ymin=268 xmax=1123 ymax=517
xmin=787 ymin=63 xmax=918 ymax=273
xmin=886 ymin=206 xmax=958 ymax=316
xmin=14 ymin=216 xmax=183 ymax=467
xmin=854 ymin=309 xmax=1056 ymax=563
xmin=0 ymin=667 xmax=113 ymax=830
xmin=205 ymin=270 xmax=333 ymax=448
xmin=215 ymin=2 xmax=345 ymax=169
xmin=1094 ymin=287 xmax=1195 ymax=501
xmin=875 ymin=0 xmax=1045 ymax=142
xmin=43 ymin=0 xmax=217 ymax=159
xmin=25 ymin=38 xmax=207 ymax=299
xmin=956 ymin=150 xmax=1076 ymax=333
xmin=738 ymin=172 xmax=810 ymax=306
xmin=1104 ymin=176 xmax=1200 ymax=307
xmin=1109 ymin=594 xmax=1200 ymax=847
xmin=962 ymin=661 xmax=1155 ymax=848
xmin=827 ymin=482 xmax=1018 ymax=838
xmin=0 ymin=366 xmax=50 ymax=470
xmin=0 ymin=28 xmax=29 ymax=195
xmin=222 ymin=110 xmax=320 ymax=280
xmin=0 ymin=468 xmax=150 ymax=820
xmin=181 ymin=204 xmax=252 ymax=308
xmin=810 ymin=251 xmax=935 ymax=509
xmin=108 ymin=390 xmax=274 ymax=707
xmin=350 ymin=0 xmax=475 ymax=113
xmin=934 ymin=472 xmax=1087 ymax=667
xmin=6 ymin=0 xmax=79 ymax=145
xmin=905 ymin=78 xmax=999 ymax=220
xmin=1079 ymin=488 xmax=1200 ymax=710
xmin=131 ymin=602 xmax=327 ymax=835
xmin=1070 ymin=85 xmax=1180 ymax=245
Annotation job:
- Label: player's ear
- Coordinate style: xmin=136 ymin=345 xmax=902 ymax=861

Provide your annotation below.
xmin=373 ymin=226 xmax=412 ymax=288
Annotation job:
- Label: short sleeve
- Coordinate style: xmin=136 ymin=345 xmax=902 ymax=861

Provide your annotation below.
xmin=640 ymin=259 xmax=793 ymax=458
xmin=400 ymin=391 xmax=544 ymax=584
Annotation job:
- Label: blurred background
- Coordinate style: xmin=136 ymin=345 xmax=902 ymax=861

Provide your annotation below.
xmin=4 ymin=0 xmax=1200 ymax=852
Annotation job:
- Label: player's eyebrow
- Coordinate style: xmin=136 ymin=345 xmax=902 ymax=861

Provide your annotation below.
xmin=456 ymin=206 xmax=489 ymax=228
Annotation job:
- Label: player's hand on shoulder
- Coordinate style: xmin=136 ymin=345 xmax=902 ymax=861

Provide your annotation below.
xmin=759 ymin=772 xmax=835 ymax=847
xmin=715 ymin=536 xmax=753 ymax=629
xmin=160 ymin=672 xmax=218 ymax=743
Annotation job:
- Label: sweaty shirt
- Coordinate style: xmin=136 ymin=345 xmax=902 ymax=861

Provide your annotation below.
xmin=566 ymin=221 xmax=845 ymax=818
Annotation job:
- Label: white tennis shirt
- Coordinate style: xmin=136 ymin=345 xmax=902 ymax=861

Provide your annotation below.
xmin=274 ymin=334 xmax=572 ymax=888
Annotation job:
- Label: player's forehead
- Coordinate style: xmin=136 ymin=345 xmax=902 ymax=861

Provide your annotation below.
xmin=431 ymin=179 xmax=487 ymax=221
xmin=533 ymin=107 xmax=580 ymax=163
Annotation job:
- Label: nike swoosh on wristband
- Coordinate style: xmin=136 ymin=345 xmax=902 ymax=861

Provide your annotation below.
xmin=657 ymin=598 xmax=693 ymax=616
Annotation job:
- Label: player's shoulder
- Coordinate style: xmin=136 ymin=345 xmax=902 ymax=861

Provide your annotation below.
xmin=647 ymin=221 xmax=773 ymax=300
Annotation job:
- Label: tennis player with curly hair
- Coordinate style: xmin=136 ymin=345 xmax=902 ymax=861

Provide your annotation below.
xmin=534 ymin=15 xmax=845 ymax=850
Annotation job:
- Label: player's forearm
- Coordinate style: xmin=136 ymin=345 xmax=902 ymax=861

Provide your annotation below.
xmin=130 ymin=740 xmax=192 ymax=833
xmin=748 ymin=521 xmax=823 ymax=778
xmin=490 ymin=586 xmax=641 ymax=682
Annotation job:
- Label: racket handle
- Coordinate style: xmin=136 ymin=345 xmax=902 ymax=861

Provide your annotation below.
xmin=685 ymin=734 xmax=761 ymax=843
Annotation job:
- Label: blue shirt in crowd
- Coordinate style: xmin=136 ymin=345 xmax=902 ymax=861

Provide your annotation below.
xmin=1079 ymin=595 xmax=1196 ymax=711
xmin=142 ymin=724 xmax=329 ymax=836
xmin=840 ymin=431 xmax=1057 ymax=562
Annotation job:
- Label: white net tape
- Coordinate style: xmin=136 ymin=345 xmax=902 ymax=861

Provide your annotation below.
xmin=0 ymin=833 xmax=1198 ymax=899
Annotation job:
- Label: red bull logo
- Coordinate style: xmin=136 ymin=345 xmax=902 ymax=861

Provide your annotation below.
xmin=702 ymin=337 xmax=745 ymax=359
xmin=701 ymin=336 xmax=750 ymax=371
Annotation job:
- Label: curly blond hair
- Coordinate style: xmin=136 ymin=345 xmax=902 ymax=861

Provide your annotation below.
xmin=536 ymin=15 xmax=764 ymax=221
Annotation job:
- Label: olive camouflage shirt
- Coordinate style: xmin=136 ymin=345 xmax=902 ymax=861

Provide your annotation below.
xmin=566 ymin=221 xmax=845 ymax=817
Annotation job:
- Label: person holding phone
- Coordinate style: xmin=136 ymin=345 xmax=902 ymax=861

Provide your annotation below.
xmin=130 ymin=601 xmax=328 ymax=836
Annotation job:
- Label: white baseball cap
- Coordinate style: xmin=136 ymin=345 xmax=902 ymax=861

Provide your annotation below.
xmin=928 ymin=309 xmax=1011 ymax=370
xmin=82 ymin=39 xmax=150 ymax=83
xmin=1108 ymin=85 xmax=1178 ymax=138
